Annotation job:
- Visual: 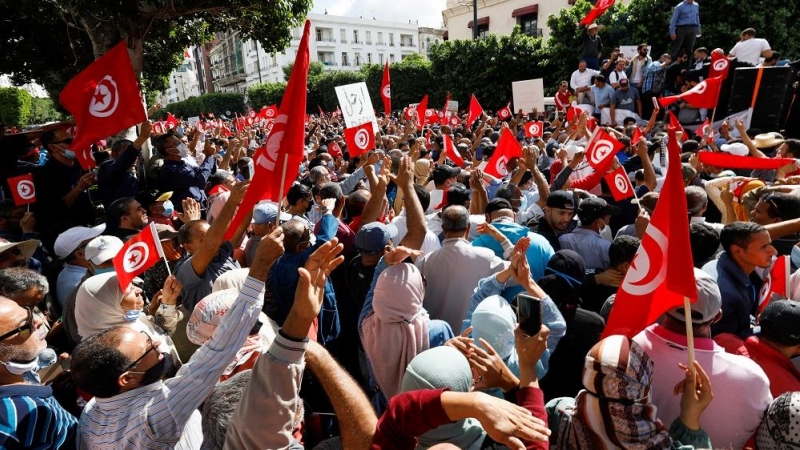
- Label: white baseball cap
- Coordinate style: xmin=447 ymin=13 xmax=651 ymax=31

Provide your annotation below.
xmin=54 ymin=225 xmax=105 ymax=259
xmin=84 ymin=235 xmax=124 ymax=265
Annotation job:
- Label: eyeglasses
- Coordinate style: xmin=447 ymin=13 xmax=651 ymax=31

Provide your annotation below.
xmin=0 ymin=307 xmax=34 ymax=341
xmin=123 ymin=332 xmax=158 ymax=372
xmin=762 ymin=194 xmax=781 ymax=216
xmin=53 ymin=138 xmax=74 ymax=145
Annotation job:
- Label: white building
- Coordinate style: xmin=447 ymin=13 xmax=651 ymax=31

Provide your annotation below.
xmin=243 ymin=13 xmax=422 ymax=87
xmin=442 ymin=0 xmax=629 ymax=41
xmin=166 ymin=58 xmax=202 ymax=104
xmin=419 ymin=27 xmax=448 ymax=58
xmin=0 ymin=75 xmax=48 ymax=98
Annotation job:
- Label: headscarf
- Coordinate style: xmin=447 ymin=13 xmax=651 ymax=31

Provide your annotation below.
xmin=74 ymin=272 xmax=172 ymax=354
xmin=756 ymin=392 xmax=800 ymax=450
xmin=187 ymin=289 xmax=277 ymax=378
xmin=415 ymin=159 xmax=432 ymax=186
xmin=362 ymin=263 xmax=430 ymax=399
xmin=538 ymin=250 xmax=586 ymax=319
xmin=401 ymin=346 xmax=485 ymax=450
xmin=557 ymin=335 xmax=672 ymax=450
xmin=732 ymin=179 xmax=765 ymax=221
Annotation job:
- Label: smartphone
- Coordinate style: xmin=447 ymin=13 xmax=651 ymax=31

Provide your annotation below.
xmin=516 ymin=293 xmax=542 ymax=336
xmin=652 ymin=97 xmax=660 ymax=109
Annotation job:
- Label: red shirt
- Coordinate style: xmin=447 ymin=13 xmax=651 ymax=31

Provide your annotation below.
xmin=738 ymin=336 xmax=800 ymax=398
xmin=555 ymin=90 xmax=571 ymax=111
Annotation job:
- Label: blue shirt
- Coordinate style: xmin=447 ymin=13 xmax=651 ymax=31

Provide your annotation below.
xmin=0 ymin=384 xmax=77 ymax=449
xmin=669 ymin=1 xmax=700 ymax=34
xmin=56 ymin=263 xmax=87 ymax=311
xmin=558 ymin=228 xmax=611 ymax=271
xmin=159 ymin=157 xmax=217 ymax=212
xmin=591 ymin=84 xmax=616 ymax=113
xmin=712 ymin=252 xmax=757 ymax=338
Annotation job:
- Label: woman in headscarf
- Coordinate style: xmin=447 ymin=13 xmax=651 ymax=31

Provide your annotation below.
xmin=360 ymin=247 xmax=453 ymax=414
xmin=186 ymin=289 xmax=278 ymax=382
xmin=74 ymin=272 xmax=182 ymax=360
xmin=538 ymin=250 xmax=606 ymax=400
xmin=756 ymin=392 xmax=800 ymax=449
xmin=414 ymin=156 xmax=432 ymax=186
xmin=549 ymin=335 xmax=714 ymax=450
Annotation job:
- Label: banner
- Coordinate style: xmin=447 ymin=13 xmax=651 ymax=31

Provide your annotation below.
xmin=335 ymin=82 xmax=379 ymax=132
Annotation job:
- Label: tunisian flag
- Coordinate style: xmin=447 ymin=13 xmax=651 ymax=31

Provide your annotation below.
xmin=585 ymin=128 xmax=625 ymax=171
xmin=415 ymin=95 xmax=429 ymax=128
xmin=484 ymin=128 xmax=522 ymax=178
xmin=659 ymin=76 xmax=723 ymax=109
xmin=7 ymin=174 xmax=36 ymax=206
xmin=381 ymin=61 xmax=391 ymax=115
xmin=497 ymin=104 xmax=512 ymax=121
xmin=580 ymin=0 xmax=615 ymax=26
xmin=113 ymin=222 xmax=165 ymax=291
xmin=757 ymin=255 xmax=790 ymax=315
xmin=525 ymin=121 xmax=544 ymax=138
xmin=442 ymin=134 xmax=465 ymax=167
xmin=259 ymin=104 xmax=278 ymax=120
xmin=467 ymin=94 xmax=484 ymax=128
xmin=708 ymin=52 xmax=731 ymax=80
xmin=344 ymin=122 xmax=375 ymax=157
xmin=59 ymin=41 xmax=147 ymax=157
xmin=697 ymin=151 xmax=795 ymax=170
xmin=604 ymin=166 xmax=635 ymax=201
xmin=224 ymin=20 xmax=311 ymax=240
xmin=603 ymin=126 xmax=697 ymax=338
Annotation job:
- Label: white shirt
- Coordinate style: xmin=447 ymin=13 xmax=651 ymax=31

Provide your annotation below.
xmin=608 ymin=69 xmax=628 ymax=87
xmin=570 ymin=68 xmax=599 ymax=90
xmin=391 ymin=212 xmax=441 ymax=257
xmin=729 ymin=38 xmax=771 ymax=65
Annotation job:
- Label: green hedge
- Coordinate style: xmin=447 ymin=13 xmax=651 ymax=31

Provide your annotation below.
xmin=151 ymin=92 xmax=246 ymax=119
xmin=0 ymin=88 xmax=33 ymax=127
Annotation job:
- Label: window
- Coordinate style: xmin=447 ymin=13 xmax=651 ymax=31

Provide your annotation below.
xmin=390 ymin=54 xmax=395 ymax=62
xmin=353 ymin=30 xmax=359 ymax=44
xmin=389 ymin=33 xmax=394 ymax=46
xmin=379 ymin=53 xmax=384 ymax=64
xmin=366 ymin=31 xmax=372 ymax=45
xmin=518 ymin=14 xmax=539 ymax=37
xmin=340 ymin=29 xmax=347 ymax=43
xmin=316 ymin=28 xmax=323 ymax=41
xmin=377 ymin=32 xmax=384 ymax=44
xmin=355 ymin=53 xmax=362 ymax=66
xmin=477 ymin=24 xmax=490 ymax=38
xmin=367 ymin=53 xmax=372 ymax=63
xmin=342 ymin=52 xmax=349 ymax=66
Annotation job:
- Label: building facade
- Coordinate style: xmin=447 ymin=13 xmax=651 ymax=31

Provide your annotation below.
xmin=419 ymin=27 xmax=448 ymax=57
xmin=209 ymin=30 xmax=248 ymax=94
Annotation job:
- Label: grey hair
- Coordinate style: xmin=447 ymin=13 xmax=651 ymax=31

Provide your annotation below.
xmin=685 ymin=186 xmax=708 ymax=215
xmin=200 ymin=370 xmax=252 ymax=450
xmin=442 ymin=205 xmax=469 ymax=233
xmin=0 ymin=268 xmax=49 ymax=299
xmin=309 ymin=166 xmax=329 ymax=185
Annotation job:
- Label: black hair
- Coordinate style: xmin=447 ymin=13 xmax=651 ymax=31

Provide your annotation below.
xmin=720 ymin=221 xmax=765 ymax=253
xmin=105 ymin=197 xmax=137 ymax=229
xmin=287 ymin=184 xmax=312 ymax=206
xmin=413 ymin=184 xmax=431 ymax=212
xmin=153 ymin=132 xmax=176 ymax=156
xmin=495 ymin=183 xmax=518 ymax=203
xmin=0 ymin=267 xmax=49 ymax=299
xmin=784 ymin=139 xmax=800 ymax=158
xmin=319 ymin=182 xmax=344 ymax=209
xmin=609 ymin=235 xmax=640 ymax=268
xmin=346 ymin=189 xmax=370 ymax=219
xmin=690 ymin=223 xmax=719 ymax=268
xmin=71 ymin=326 xmax=133 ymax=398
xmin=40 ymin=130 xmax=57 ymax=149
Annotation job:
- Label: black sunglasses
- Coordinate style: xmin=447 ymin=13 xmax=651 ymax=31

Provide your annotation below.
xmin=53 ymin=138 xmax=74 ymax=145
xmin=0 ymin=307 xmax=34 ymax=341
xmin=123 ymin=332 xmax=158 ymax=372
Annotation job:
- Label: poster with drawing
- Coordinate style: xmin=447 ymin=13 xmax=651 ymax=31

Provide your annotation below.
xmin=335 ymin=82 xmax=379 ymax=132
xmin=512 ymin=79 xmax=545 ymax=113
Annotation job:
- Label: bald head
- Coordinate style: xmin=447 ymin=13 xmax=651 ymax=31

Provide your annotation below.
xmin=442 ymin=205 xmax=469 ymax=238
xmin=281 ymin=219 xmax=310 ymax=253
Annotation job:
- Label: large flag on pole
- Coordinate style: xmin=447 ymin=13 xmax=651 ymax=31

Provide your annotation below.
xmin=484 ymin=128 xmax=522 ymax=178
xmin=381 ymin=61 xmax=391 ymax=115
xmin=603 ymin=126 xmax=697 ymax=338
xmin=224 ymin=20 xmax=311 ymax=240
xmin=580 ymin=0 xmax=615 ymax=26
xmin=659 ymin=76 xmax=723 ymax=109
xmin=59 ymin=41 xmax=146 ymax=159
xmin=467 ymin=94 xmax=483 ymax=128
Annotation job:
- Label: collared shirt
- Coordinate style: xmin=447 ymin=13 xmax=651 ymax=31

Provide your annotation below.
xmin=174 ymin=241 xmax=239 ymax=311
xmin=0 ymin=384 xmax=77 ymax=449
xmin=78 ymin=276 xmax=265 ymax=450
xmin=558 ymin=228 xmax=611 ymax=271
xmin=712 ymin=252 xmax=757 ymax=338
xmin=570 ymin=68 xmax=599 ymax=91
xmin=56 ymin=263 xmax=87 ymax=310
xmin=415 ymin=238 xmax=508 ymax=333
xmin=641 ymin=61 xmax=665 ymax=93
xmin=669 ymin=0 xmax=700 ymax=35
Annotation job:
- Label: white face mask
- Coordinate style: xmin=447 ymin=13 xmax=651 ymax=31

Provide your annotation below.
xmin=0 ymin=358 xmax=40 ymax=375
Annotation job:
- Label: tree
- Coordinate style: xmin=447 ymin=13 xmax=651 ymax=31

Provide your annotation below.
xmin=0 ymin=88 xmax=33 ymax=127
xmin=283 ymin=61 xmax=324 ymax=81
xmin=0 ymin=0 xmax=312 ymax=103
xmin=249 ymin=82 xmax=288 ymax=109
xmin=150 ymin=93 xmax=245 ymax=119
xmin=29 ymin=98 xmax=66 ymax=125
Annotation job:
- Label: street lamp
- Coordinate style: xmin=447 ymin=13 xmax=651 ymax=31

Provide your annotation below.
xmin=473 ymin=0 xmax=478 ymax=39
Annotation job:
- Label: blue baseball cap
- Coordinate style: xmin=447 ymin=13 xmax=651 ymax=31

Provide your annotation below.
xmin=355 ymin=222 xmax=398 ymax=255
xmin=253 ymin=202 xmax=291 ymax=225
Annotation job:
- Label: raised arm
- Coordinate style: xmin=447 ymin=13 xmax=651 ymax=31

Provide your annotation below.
xmin=396 ymin=157 xmax=427 ymax=251
xmin=190 ymin=181 xmax=249 ymax=277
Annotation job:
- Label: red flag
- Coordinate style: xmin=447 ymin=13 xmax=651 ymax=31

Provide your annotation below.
xmin=484 ymin=128 xmax=522 ymax=178
xmin=758 ymin=256 xmax=790 ymax=315
xmin=580 ymin=0 xmax=615 ymax=25
xmin=328 ymin=141 xmax=342 ymax=158
xmin=631 ymin=126 xmax=644 ymax=144
xmin=585 ymin=128 xmax=625 ymax=171
xmin=604 ymin=166 xmax=635 ymax=201
xmin=165 ymin=113 xmax=180 ymax=130
xmin=467 ymin=94 xmax=484 ymax=128
xmin=318 ymin=105 xmax=325 ymax=117
xmin=695 ymin=118 xmax=714 ymax=139
xmin=381 ymin=61 xmax=391 ymax=115
xmin=525 ymin=121 xmax=544 ymax=138
xmin=59 ymin=41 xmax=147 ymax=155
xmin=424 ymin=109 xmax=439 ymax=126
xmin=659 ymin=76 xmax=723 ymax=109
xmin=112 ymin=222 xmax=164 ymax=291
xmin=497 ymin=105 xmax=512 ymax=121
xmin=248 ymin=108 xmax=257 ymax=119
xmin=440 ymin=93 xmax=451 ymax=125
xmin=404 ymin=107 xmax=415 ymax=121
xmin=667 ymin=110 xmax=687 ymax=141
xmin=603 ymin=126 xmax=697 ymax=338
xmin=7 ymin=174 xmax=36 ymax=206
xmin=449 ymin=115 xmax=461 ymax=127
xmin=697 ymin=151 xmax=795 ymax=170
xmin=416 ymin=95 xmax=429 ymax=128
xmin=566 ymin=105 xmax=578 ymax=123
xmin=260 ymin=104 xmax=278 ymax=120
xmin=443 ymin=134 xmax=465 ymax=167
xmin=75 ymin=146 xmax=97 ymax=171
xmin=709 ymin=52 xmax=731 ymax=80
xmin=225 ymin=20 xmax=311 ymax=240
xmin=344 ymin=122 xmax=375 ymax=157
xmin=183 ymin=48 xmax=191 ymax=59
xmin=425 ymin=129 xmax=433 ymax=148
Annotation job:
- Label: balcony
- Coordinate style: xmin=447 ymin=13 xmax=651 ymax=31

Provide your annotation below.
xmin=376 ymin=41 xmax=386 ymax=46
xmin=316 ymin=39 xmax=337 ymax=47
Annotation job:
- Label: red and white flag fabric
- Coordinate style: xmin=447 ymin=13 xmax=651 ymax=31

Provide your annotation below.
xmin=695 ymin=118 xmax=715 ymax=139
xmin=484 ymin=128 xmax=522 ymax=178
xmin=449 ymin=115 xmax=461 ymax=127
xmin=416 ymin=95 xmax=429 ymax=128
xmin=74 ymin=146 xmax=97 ymax=171
xmin=497 ymin=105 xmax=512 ymax=121
xmin=525 ymin=121 xmax=544 ymax=138
xmin=259 ymin=105 xmax=278 ymax=120
xmin=165 ymin=113 xmax=181 ymax=130
xmin=404 ymin=107 xmax=415 ymax=121
xmin=59 ymin=41 xmax=147 ymax=157
xmin=327 ymin=141 xmax=342 ymax=158
xmin=443 ymin=134 xmax=465 ymax=167
xmin=604 ymin=166 xmax=635 ymax=201
xmin=440 ymin=93 xmax=451 ymax=125
xmin=467 ymin=94 xmax=483 ymax=128
xmin=580 ymin=0 xmax=615 ymax=25
xmin=709 ymin=52 xmax=731 ymax=80
xmin=381 ymin=61 xmax=391 ymax=115
xmin=152 ymin=122 xmax=166 ymax=135
xmin=425 ymin=129 xmax=433 ymax=148
xmin=585 ymin=128 xmax=625 ymax=171
xmin=603 ymin=126 xmax=697 ymax=338
xmin=424 ymin=108 xmax=439 ymax=126
xmin=659 ymin=76 xmax=723 ymax=109
xmin=7 ymin=174 xmax=36 ymax=206
xmin=225 ymin=20 xmax=311 ymax=240
xmin=112 ymin=222 xmax=165 ymax=291
xmin=758 ymin=255 xmax=790 ymax=315
xmin=697 ymin=151 xmax=795 ymax=170
xmin=667 ymin=110 xmax=688 ymax=141
xmin=631 ymin=126 xmax=645 ymax=144
xmin=344 ymin=122 xmax=375 ymax=157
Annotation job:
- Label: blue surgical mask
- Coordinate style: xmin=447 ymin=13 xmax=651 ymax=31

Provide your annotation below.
xmin=93 ymin=264 xmax=115 ymax=275
xmin=792 ymin=245 xmax=800 ymax=269
xmin=519 ymin=195 xmax=528 ymax=212
xmin=63 ymin=149 xmax=76 ymax=159
xmin=162 ymin=200 xmax=174 ymax=217
xmin=123 ymin=309 xmax=143 ymax=322
xmin=327 ymin=160 xmax=335 ymax=169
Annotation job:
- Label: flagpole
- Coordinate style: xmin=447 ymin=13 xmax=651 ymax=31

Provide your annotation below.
xmin=150 ymin=222 xmax=172 ymax=276
xmin=785 ymin=255 xmax=791 ymax=300
xmin=683 ymin=296 xmax=696 ymax=375
xmin=275 ymin=154 xmax=289 ymax=227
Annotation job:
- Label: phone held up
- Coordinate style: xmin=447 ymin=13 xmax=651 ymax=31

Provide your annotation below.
xmin=516 ymin=292 xmax=542 ymax=337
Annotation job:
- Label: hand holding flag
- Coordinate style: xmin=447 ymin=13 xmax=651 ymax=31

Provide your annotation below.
xmin=112 ymin=222 xmax=165 ymax=291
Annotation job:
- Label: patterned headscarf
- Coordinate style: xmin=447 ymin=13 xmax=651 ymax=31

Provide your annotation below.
xmin=557 ymin=335 xmax=672 ymax=450
xmin=757 ymin=392 xmax=800 ymax=450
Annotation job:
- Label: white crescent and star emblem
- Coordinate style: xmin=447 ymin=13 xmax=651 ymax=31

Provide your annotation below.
xmin=499 ymin=109 xmax=510 ymax=118
xmin=258 ymin=113 xmax=289 ymax=171
xmin=691 ymin=81 xmax=707 ymax=95
xmin=88 ymin=75 xmax=119 ymax=118
xmin=249 ymin=110 xmax=256 ymax=118
xmin=712 ymin=58 xmax=728 ymax=72
xmin=622 ymin=224 xmax=668 ymax=295
xmin=450 ymin=116 xmax=460 ymax=126
xmin=382 ymin=85 xmax=391 ymax=99
xmin=354 ymin=129 xmax=370 ymax=150
xmin=759 ymin=275 xmax=773 ymax=304
xmin=265 ymin=109 xmax=275 ymax=118
xmin=495 ymin=155 xmax=509 ymax=176
xmin=16 ymin=180 xmax=35 ymax=200
xmin=122 ymin=242 xmax=149 ymax=273
xmin=425 ymin=110 xmax=433 ymax=117
xmin=614 ymin=173 xmax=629 ymax=194
xmin=590 ymin=139 xmax=615 ymax=165
xmin=528 ymin=123 xmax=541 ymax=136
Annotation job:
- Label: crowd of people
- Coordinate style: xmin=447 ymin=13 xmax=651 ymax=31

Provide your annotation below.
xmin=0 ymin=4 xmax=799 ymax=449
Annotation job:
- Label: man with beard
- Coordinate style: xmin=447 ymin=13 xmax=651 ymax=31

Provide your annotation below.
xmin=529 ymin=190 xmax=578 ymax=251
xmin=69 ymin=226 xmax=286 ymax=449
xmin=0 ymin=297 xmax=77 ymax=449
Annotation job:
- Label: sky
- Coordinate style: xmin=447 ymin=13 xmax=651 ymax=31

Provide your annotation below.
xmin=310 ymin=0 xmax=448 ymax=28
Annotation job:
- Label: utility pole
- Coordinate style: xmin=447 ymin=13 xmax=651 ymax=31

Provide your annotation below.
xmin=473 ymin=0 xmax=478 ymax=39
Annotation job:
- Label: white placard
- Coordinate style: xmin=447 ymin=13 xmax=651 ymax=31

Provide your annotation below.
xmin=187 ymin=116 xmax=200 ymax=127
xmin=512 ymin=79 xmax=544 ymax=113
xmin=447 ymin=101 xmax=459 ymax=112
xmin=335 ymin=82 xmax=379 ymax=132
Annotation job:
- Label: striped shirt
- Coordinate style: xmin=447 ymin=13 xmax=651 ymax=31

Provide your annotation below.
xmin=77 ymin=276 xmax=265 ymax=450
xmin=0 ymin=384 xmax=78 ymax=449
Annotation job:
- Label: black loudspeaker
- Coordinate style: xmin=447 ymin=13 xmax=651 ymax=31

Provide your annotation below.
xmin=724 ymin=66 xmax=795 ymax=131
